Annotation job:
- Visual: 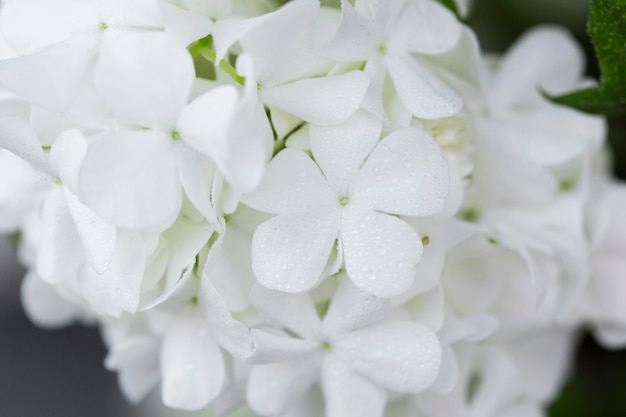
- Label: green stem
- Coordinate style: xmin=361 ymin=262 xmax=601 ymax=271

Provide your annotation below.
xmin=197 ymin=46 xmax=246 ymax=86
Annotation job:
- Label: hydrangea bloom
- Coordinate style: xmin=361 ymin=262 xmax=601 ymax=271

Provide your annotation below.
xmin=0 ymin=1 xmax=621 ymax=416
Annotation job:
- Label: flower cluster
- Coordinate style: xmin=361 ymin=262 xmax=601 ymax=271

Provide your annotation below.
xmin=0 ymin=0 xmax=624 ymax=416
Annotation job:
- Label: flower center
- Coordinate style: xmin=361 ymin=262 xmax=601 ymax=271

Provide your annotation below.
xmin=98 ymin=21 xmax=108 ymax=31
xmin=339 ymin=196 xmax=350 ymax=207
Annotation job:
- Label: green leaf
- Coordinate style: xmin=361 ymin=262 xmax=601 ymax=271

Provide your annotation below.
xmin=548 ymin=0 xmax=626 ymax=115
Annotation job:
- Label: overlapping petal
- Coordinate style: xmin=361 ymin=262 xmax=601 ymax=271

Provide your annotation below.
xmin=261 ymin=71 xmax=370 ymax=126
xmin=335 ymin=320 xmax=441 ymax=393
xmin=96 ymin=31 xmax=194 ymax=130
xmin=387 ymin=54 xmax=463 ymax=119
xmin=321 ymin=354 xmax=386 ymax=417
xmin=248 ymin=353 xmax=322 ymax=416
xmin=79 ymin=130 xmax=181 ymax=230
xmin=243 ymin=149 xmax=336 ymax=215
xmin=322 ymin=277 xmax=389 ymax=336
xmin=161 ymin=307 xmax=225 ymax=410
xmin=309 ymin=109 xmax=381 ymax=190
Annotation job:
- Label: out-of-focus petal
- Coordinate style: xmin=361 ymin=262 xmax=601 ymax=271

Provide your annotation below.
xmin=334 ymin=321 xmax=441 ymax=393
xmin=0 ymin=0 xmax=99 ymax=54
xmin=96 ymin=31 xmax=194 ymax=130
xmin=0 ymin=116 xmax=52 ymax=175
xmin=250 ymin=284 xmax=322 ymax=339
xmin=79 ymin=130 xmax=181 ymax=231
xmin=322 ymin=276 xmax=389 ymax=337
xmin=21 ymin=269 xmax=80 ymax=328
xmin=321 ymin=354 xmax=387 ymax=417
xmin=161 ymin=307 xmax=225 ymax=410
xmin=494 ymin=26 xmax=585 ymax=102
xmin=0 ymin=35 xmax=97 ymax=110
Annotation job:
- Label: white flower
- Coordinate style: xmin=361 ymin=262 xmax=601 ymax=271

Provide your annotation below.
xmin=0 ymin=0 xmax=210 ymax=110
xmin=79 ymin=54 xmax=272 ymax=231
xmin=245 ymin=111 xmax=450 ymax=298
xmin=247 ymin=277 xmax=441 ymax=417
xmin=481 ymin=26 xmax=605 ymax=166
xmin=323 ymin=0 xmax=464 ymax=119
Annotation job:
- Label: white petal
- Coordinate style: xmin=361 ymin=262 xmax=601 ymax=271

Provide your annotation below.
xmin=164 ymin=215 xmax=213 ymax=289
xmin=387 ymin=54 xmax=463 ymax=119
xmin=429 ymin=344 xmax=459 ymax=394
xmin=499 ymin=403 xmax=543 ymax=417
xmin=49 ymin=128 xmax=86 ymax=192
xmin=177 ymin=84 xmax=273 ymax=193
xmin=139 ymin=258 xmax=193 ymax=311
xmin=161 ymin=1 xmax=213 ymax=47
xmin=177 ymin=85 xmax=238 ymax=156
xmin=496 ymin=104 xmax=605 ymax=166
xmin=309 ymin=109 xmax=382 ymax=190
xmin=209 ymin=226 xmax=256 ymax=312
xmin=250 ymin=284 xmax=322 ymax=339
xmin=322 ymin=0 xmax=377 ymax=62
xmin=101 ymin=0 xmax=164 ymax=28
xmin=221 ymin=0 xmax=322 ymax=84
xmin=175 ymin=145 xmax=219 ymax=226
xmin=200 ymin=270 xmax=254 ymax=359
xmin=248 ymin=353 xmax=321 ymax=416
xmin=161 ymin=308 xmax=225 ymax=411
xmin=472 ymin=122 xmax=557 ymax=206
xmin=508 ymin=330 xmax=574 ymax=401
xmin=261 ymin=71 xmax=370 ymax=125
xmin=341 ymin=208 xmax=423 ymax=298
xmin=36 ymin=187 xmax=83 ymax=283
xmin=404 ymin=285 xmax=445 ymax=332
xmin=79 ymin=130 xmax=181 ymax=230
xmin=251 ymin=210 xmax=340 ymax=292
xmin=0 ymin=116 xmax=52 ymax=175
xmin=80 ymin=231 xmax=146 ymax=316
xmin=0 ymin=35 xmax=97 ymax=110
xmin=469 ymin=349 xmax=519 ymax=417
xmin=389 ymin=0 xmax=461 ymax=55
xmin=21 ymin=269 xmax=79 ymax=328
xmin=321 ymin=354 xmax=387 ymax=417
xmin=335 ymin=321 xmax=441 ymax=393
xmin=242 ymin=148 xmax=336 ymax=215
xmin=495 ymin=26 xmax=585 ymax=100
xmin=0 ymin=151 xmax=49 ymax=231
xmin=104 ymin=334 xmax=160 ymax=404
xmin=0 ymin=0 xmax=99 ymax=54
xmin=63 ymin=187 xmax=116 ymax=275
xmin=96 ymin=31 xmax=194 ymax=130
xmin=354 ymin=126 xmax=450 ymax=216
xmin=248 ymin=329 xmax=321 ymax=364
xmin=322 ymin=276 xmax=389 ymax=337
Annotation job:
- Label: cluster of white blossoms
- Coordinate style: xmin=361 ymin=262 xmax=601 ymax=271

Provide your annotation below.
xmin=1 ymin=0 xmax=625 ymax=416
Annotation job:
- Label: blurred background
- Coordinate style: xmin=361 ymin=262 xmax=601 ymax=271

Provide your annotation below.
xmin=1 ymin=0 xmax=625 ymax=416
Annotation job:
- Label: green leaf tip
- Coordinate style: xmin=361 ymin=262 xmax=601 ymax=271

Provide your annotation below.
xmin=547 ymin=0 xmax=626 ymax=115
